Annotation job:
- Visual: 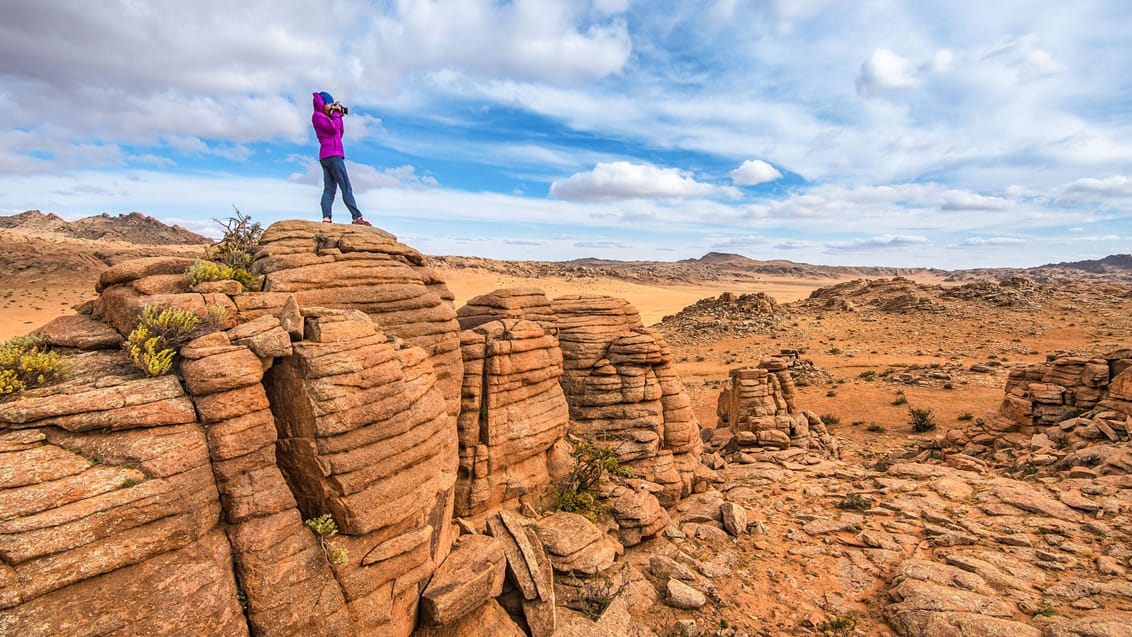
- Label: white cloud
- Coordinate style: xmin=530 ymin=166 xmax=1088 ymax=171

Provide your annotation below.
xmin=730 ymin=159 xmax=782 ymax=186
xmin=856 ymin=49 xmax=919 ymax=96
xmin=550 ymin=161 xmax=732 ymax=200
xmin=939 ymin=190 xmax=1011 ymax=211
xmin=826 ymin=234 xmax=928 ymax=251
xmin=287 ymin=160 xmax=437 ymax=191
xmin=960 ymin=237 xmax=1027 ymax=246
xmin=1061 ymin=175 xmax=1131 ymax=199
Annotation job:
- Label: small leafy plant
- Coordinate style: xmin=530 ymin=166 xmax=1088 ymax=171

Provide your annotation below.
xmin=837 ymin=493 xmax=873 ymax=511
xmin=124 ymin=305 xmax=204 ymax=376
xmin=553 ymin=435 xmax=632 ymax=521
xmin=820 ymin=414 xmax=840 ymax=425
xmin=305 ymin=513 xmax=348 ymax=565
xmin=0 ymin=335 xmax=65 ymax=394
xmin=209 ymin=206 xmax=263 ymax=272
xmin=185 ymin=259 xmax=257 ymax=291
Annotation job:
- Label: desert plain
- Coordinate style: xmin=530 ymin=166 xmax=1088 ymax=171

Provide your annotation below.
xmin=2 ymin=211 xmax=1131 ymax=636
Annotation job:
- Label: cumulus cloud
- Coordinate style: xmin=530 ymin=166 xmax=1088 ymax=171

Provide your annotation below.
xmin=856 ymin=49 xmax=919 ymax=95
xmin=549 ymin=161 xmax=730 ymax=200
xmin=1061 ymin=175 xmax=1131 ymax=199
xmin=730 ymin=159 xmax=783 ymax=186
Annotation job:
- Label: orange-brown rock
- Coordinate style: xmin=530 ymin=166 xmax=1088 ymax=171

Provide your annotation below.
xmin=455 ymin=318 xmax=568 ymax=516
xmin=715 ymin=358 xmax=839 ymax=457
xmin=552 ymin=295 xmax=703 ymax=504
xmin=252 ymin=220 xmax=463 ymax=417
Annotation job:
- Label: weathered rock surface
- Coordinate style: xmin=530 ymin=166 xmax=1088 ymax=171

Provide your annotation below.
xmin=945 ymin=348 xmax=1132 ymax=475
xmin=552 ymin=294 xmax=704 ymax=505
xmin=715 ymin=359 xmax=839 ymax=457
xmin=455 ymin=317 xmax=568 ymax=517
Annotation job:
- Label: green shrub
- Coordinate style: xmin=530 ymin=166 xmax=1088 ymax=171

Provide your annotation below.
xmin=891 ymin=392 xmax=908 ymax=406
xmin=957 ymin=411 xmax=974 ymax=421
xmin=909 ymin=407 xmax=937 ymax=433
xmin=124 ymin=306 xmax=202 ymax=376
xmin=867 ymin=423 xmax=886 ymax=433
xmin=820 ymin=414 xmax=840 ymax=425
xmin=305 ymin=514 xmax=348 ymax=565
xmin=553 ymin=435 xmax=632 ymax=521
xmin=185 ymin=259 xmax=257 ymax=291
xmin=0 ymin=335 xmax=64 ymax=394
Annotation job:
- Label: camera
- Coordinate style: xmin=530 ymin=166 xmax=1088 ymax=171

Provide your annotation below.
xmin=331 ymin=102 xmax=349 ymax=115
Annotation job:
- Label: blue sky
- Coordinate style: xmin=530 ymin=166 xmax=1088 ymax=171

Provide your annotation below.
xmin=1 ymin=0 xmax=1129 ymax=268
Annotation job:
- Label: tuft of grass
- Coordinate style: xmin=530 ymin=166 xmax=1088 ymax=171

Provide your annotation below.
xmin=0 ymin=335 xmax=65 ymax=395
xmin=837 ymin=493 xmax=873 ymax=512
xmin=909 ymin=407 xmax=937 ymax=433
xmin=820 ymin=414 xmax=840 ymax=425
xmin=957 ymin=411 xmax=974 ymax=421
xmin=891 ymin=391 xmax=908 ymax=406
xmin=867 ymin=423 xmax=886 ymax=433
xmin=818 ymin=613 xmax=858 ymax=636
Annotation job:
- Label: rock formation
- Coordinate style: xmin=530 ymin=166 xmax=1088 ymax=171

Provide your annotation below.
xmin=945 ymin=348 xmax=1132 ymax=474
xmin=0 ymin=225 xmax=716 ymax=636
xmin=712 ymin=357 xmax=839 ymax=458
xmin=552 ymin=295 xmax=704 ymax=506
xmin=455 ymin=317 xmax=569 ymax=517
xmin=454 ymin=288 xmax=704 ymax=513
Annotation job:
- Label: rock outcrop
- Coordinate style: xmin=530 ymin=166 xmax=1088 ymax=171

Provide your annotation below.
xmin=1 ymin=225 xmax=720 ymax=636
xmin=552 ymin=295 xmax=704 ymax=506
xmin=712 ymin=358 xmax=839 ymax=458
xmin=1 ymin=222 xmax=464 ymax=636
xmin=455 ymin=317 xmax=569 ymax=517
xmin=945 ymin=348 xmax=1132 ymax=474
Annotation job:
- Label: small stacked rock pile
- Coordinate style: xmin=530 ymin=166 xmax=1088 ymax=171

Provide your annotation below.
xmin=944 ymin=348 xmax=1132 ymax=474
xmin=708 ymin=357 xmax=839 ymax=461
xmin=800 ymin=277 xmax=942 ymax=314
xmin=652 ymin=291 xmax=786 ymax=345
xmin=941 ymin=276 xmax=1050 ymax=308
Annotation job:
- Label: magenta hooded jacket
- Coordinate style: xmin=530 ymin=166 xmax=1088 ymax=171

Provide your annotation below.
xmin=312 ymin=92 xmax=345 ymax=160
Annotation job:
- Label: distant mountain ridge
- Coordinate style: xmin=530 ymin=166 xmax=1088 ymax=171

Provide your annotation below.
xmin=0 ymin=210 xmax=211 ymax=245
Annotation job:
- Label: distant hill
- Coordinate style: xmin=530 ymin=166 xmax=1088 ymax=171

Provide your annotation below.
xmin=0 ymin=210 xmax=211 ymax=245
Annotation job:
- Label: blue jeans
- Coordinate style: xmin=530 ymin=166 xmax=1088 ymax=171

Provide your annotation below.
xmin=320 ymin=155 xmax=362 ymax=220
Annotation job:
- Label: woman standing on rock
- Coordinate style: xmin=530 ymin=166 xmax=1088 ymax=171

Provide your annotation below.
xmin=312 ymin=91 xmax=371 ymax=226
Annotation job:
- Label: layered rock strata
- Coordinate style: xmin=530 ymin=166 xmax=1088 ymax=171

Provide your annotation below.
xmin=714 ymin=358 xmax=839 ymax=457
xmin=551 ymin=295 xmax=704 ymax=505
xmin=455 ymin=318 xmax=569 ymax=517
xmin=945 ymin=348 xmax=1132 ymax=474
xmin=243 ymin=220 xmax=463 ymax=417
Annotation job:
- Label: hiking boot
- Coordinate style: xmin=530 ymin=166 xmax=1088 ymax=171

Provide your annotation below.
xmin=352 ymin=217 xmax=372 ymax=226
